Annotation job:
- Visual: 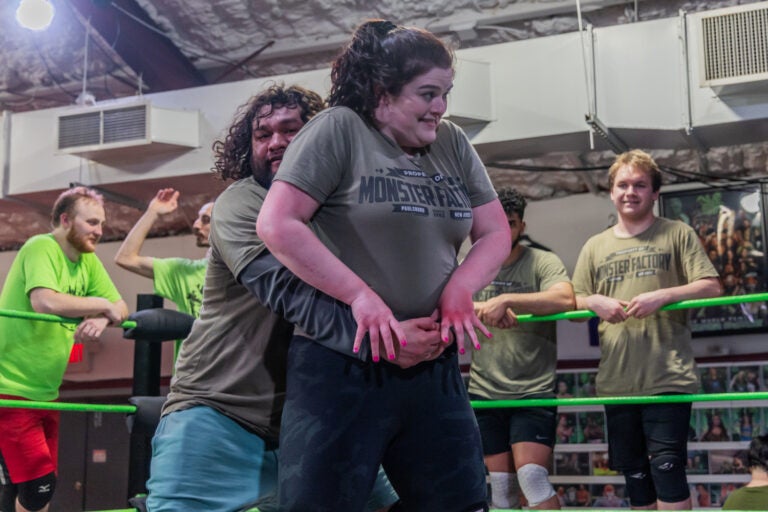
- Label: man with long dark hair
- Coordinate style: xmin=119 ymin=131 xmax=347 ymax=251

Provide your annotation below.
xmin=146 ymin=83 xmax=442 ymax=512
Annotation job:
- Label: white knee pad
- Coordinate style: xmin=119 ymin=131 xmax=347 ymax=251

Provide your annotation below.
xmin=489 ymin=472 xmax=520 ymax=509
xmin=516 ymin=463 xmax=555 ymax=507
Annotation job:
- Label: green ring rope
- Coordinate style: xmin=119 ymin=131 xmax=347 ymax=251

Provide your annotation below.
xmin=0 ymin=399 xmax=136 ymax=413
xmin=1 ymin=293 xmax=766 ymax=415
xmin=0 ymin=292 xmax=766 ymax=328
xmin=2 ymin=391 xmax=766 ymax=415
xmin=5 ymin=292 xmax=767 ymax=328
xmin=515 ymin=291 xmax=768 ymax=323
xmin=0 ymin=308 xmax=137 ymax=328
xmin=471 ymin=391 xmax=768 ymax=409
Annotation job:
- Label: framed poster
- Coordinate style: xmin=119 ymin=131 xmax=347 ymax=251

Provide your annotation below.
xmin=659 ymin=184 xmax=768 ymax=336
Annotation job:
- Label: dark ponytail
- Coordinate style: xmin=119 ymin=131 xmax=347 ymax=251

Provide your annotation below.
xmin=328 ymin=19 xmax=454 ymax=125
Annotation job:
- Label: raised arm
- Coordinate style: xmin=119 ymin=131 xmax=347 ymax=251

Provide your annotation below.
xmin=256 ymin=181 xmax=405 ymax=362
xmin=114 ymin=188 xmax=180 ymax=278
xmin=438 ymin=199 xmax=510 ymax=353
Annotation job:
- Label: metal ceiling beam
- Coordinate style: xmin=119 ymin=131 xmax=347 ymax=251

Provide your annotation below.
xmin=68 ymin=0 xmax=206 ymax=93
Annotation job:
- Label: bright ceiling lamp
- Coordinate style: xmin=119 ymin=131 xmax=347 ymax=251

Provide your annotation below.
xmin=15 ymin=0 xmax=56 ymax=31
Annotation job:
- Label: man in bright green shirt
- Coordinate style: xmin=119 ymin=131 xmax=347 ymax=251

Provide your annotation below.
xmin=0 ymin=186 xmax=128 ymax=512
xmin=115 ymin=188 xmax=213 ymax=359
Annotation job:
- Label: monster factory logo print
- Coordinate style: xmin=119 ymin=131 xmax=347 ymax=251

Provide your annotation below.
xmin=359 ymin=167 xmax=472 ymax=220
xmin=475 ymin=279 xmax=534 ymax=302
xmin=595 ymin=245 xmax=672 ymax=284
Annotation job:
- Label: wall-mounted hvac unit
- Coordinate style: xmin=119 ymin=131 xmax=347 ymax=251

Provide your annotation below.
xmin=698 ymin=1 xmax=768 ymax=94
xmin=56 ymin=101 xmax=199 ymax=161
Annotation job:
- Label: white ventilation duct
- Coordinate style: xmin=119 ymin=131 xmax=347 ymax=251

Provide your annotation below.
xmin=56 ymin=101 xmax=199 ymax=161
xmin=698 ymin=1 xmax=768 ymax=94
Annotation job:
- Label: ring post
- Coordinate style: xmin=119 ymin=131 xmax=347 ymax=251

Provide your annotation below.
xmin=127 ymin=294 xmax=164 ymax=501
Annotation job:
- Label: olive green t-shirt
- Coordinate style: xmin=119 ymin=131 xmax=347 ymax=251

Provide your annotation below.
xmin=274 ymin=106 xmax=497 ymax=319
xmin=469 ymin=247 xmax=570 ymax=400
xmin=572 ymin=217 xmax=719 ymax=396
xmin=722 ymin=484 xmax=768 ymax=510
xmin=163 ymin=177 xmax=292 ymax=440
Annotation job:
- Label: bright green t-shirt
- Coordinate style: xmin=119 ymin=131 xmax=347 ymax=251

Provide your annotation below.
xmin=0 ymin=234 xmax=122 ymax=401
xmin=469 ymin=247 xmax=570 ymax=400
xmin=153 ymin=257 xmax=207 ymax=359
xmin=572 ymin=218 xmax=719 ymax=396
xmin=153 ymin=257 xmax=207 ymax=318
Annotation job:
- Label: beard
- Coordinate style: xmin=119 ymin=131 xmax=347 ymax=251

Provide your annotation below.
xmin=67 ymin=226 xmax=98 ymax=253
xmin=195 ymin=234 xmax=210 ymax=248
xmin=251 ymin=154 xmax=274 ymax=189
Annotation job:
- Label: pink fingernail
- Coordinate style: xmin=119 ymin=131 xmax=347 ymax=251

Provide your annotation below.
xmin=401 ymin=339 xmax=407 ymax=347
xmin=353 ymin=347 xmax=360 ymax=353
xmin=475 ymin=344 xmax=481 ymax=350
xmin=373 ymin=355 xmax=380 ymax=363
xmin=487 ymin=333 xmax=494 ymax=338
xmin=459 ymin=348 xmax=466 ymax=355
xmin=442 ymin=337 xmax=449 ymax=343
xmin=389 ymin=353 xmax=395 ymax=360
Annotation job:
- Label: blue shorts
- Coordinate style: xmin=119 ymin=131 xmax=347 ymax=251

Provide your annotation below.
xmin=146 ymin=406 xmax=279 ymax=512
xmin=278 ymin=336 xmax=487 ymax=512
xmin=470 ymin=395 xmax=557 ymax=454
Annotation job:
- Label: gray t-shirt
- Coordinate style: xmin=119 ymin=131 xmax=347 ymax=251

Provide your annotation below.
xmin=572 ymin=217 xmax=719 ymax=396
xmin=162 ymin=177 xmax=291 ymax=441
xmin=275 ymin=106 xmax=497 ymax=318
xmin=469 ymin=247 xmax=570 ymax=400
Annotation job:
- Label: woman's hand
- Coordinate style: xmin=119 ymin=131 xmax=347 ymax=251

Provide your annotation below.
xmin=350 ymin=289 xmax=406 ymax=362
xmin=438 ymin=281 xmax=492 ymax=355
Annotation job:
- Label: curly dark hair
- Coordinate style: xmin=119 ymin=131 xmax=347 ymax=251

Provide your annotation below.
xmin=328 ymin=19 xmax=454 ymax=125
xmin=212 ymin=83 xmax=325 ymax=181
xmin=497 ymin=188 xmax=527 ymax=220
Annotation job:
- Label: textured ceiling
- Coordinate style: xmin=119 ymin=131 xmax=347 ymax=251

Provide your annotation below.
xmin=1 ymin=0 xmax=766 ymax=250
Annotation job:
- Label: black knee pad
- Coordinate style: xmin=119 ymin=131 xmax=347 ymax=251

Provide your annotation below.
xmin=17 ymin=472 xmax=56 ymax=512
xmin=623 ymin=468 xmax=657 ymax=507
xmin=649 ymin=452 xmax=690 ymax=503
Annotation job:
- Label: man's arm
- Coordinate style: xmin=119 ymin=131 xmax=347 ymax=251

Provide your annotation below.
xmin=575 ymin=294 xmax=629 ymax=324
xmin=29 ymin=288 xmax=128 ymax=325
xmin=475 ymin=281 xmax=574 ymax=328
xmin=238 ymin=251 xmax=443 ymax=368
xmin=625 ymin=277 xmax=722 ymax=319
xmin=114 ymin=188 xmax=180 ymax=279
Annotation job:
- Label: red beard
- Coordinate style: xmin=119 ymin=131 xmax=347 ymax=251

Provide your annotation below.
xmin=67 ymin=227 xmax=98 ymax=253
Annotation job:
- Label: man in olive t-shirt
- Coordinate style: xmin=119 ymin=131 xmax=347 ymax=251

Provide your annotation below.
xmin=470 ymin=188 xmax=573 ymax=510
xmin=572 ymin=149 xmax=721 ymax=510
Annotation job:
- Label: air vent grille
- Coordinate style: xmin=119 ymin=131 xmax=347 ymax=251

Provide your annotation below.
xmin=58 ymin=112 xmax=101 ymax=149
xmin=103 ymin=106 xmax=146 ymax=143
xmin=57 ymin=104 xmax=148 ymax=151
xmin=701 ymin=5 xmax=768 ymax=82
